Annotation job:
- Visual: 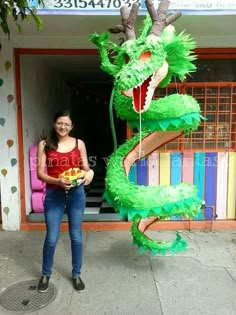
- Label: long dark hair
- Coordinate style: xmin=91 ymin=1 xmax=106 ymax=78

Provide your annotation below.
xmin=43 ymin=109 xmax=74 ymax=151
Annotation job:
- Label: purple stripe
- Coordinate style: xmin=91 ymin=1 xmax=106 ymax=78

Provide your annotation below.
xmin=204 ymin=152 xmax=217 ymax=220
xmin=137 ymin=158 xmax=148 ymax=186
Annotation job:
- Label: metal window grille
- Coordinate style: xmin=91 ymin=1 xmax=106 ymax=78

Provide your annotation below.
xmin=127 ymin=82 xmax=236 ymax=152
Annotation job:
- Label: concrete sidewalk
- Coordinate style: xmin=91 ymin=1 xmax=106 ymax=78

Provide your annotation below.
xmin=0 ymin=229 xmax=236 ymax=315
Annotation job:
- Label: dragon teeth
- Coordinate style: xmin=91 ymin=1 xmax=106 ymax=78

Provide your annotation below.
xmin=143 ymin=74 xmax=155 ymax=111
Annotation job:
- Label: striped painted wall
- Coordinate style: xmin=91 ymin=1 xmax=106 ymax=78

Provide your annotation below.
xmin=129 ymin=152 xmax=236 ymax=220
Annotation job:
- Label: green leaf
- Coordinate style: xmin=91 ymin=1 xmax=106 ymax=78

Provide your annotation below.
xmin=0 ymin=0 xmax=44 ymax=39
xmin=1 ymin=20 xmax=10 ymax=37
xmin=34 ymin=15 xmax=43 ymax=31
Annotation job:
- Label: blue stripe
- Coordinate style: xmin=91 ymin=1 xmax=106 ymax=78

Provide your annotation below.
xmin=137 ymin=158 xmax=148 ymax=186
xmin=171 ymin=153 xmax=182 ymax=185
xmin=170 ymin=153 xmax=182 ymax=220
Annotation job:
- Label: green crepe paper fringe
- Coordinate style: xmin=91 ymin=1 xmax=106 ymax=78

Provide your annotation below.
xmin=104 ymin=189 xmax=201 ymax=220
xmin=131 ymin=219 xmax=188 ymax=255
xmin=114 ymin=93 xmax=201 ymax=123
xmin=89 ymin=32 xmax=120 ymax=76
xmin=129 ymin=112 xmax=203 ymax=133
xmin=160 ymin=29 xmax=197 ymax=87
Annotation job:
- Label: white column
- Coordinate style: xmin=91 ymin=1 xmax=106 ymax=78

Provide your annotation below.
xmin=0 ymin=39 xmax=21 ymax=230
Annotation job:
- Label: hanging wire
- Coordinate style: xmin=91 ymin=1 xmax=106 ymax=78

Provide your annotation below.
xmin=174 ymin=75 xmax=179 ymax=94
xmin=109 ymin=86 xmax=117 ymax=152
xmin=138 ymin=88 xmax=142 ymax=159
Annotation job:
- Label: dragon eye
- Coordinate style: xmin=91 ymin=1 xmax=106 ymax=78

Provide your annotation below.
xmin=139 ymin=51 xmax=151 ymax=62
xmin=124 ymin=54 xmax=130 ymax=64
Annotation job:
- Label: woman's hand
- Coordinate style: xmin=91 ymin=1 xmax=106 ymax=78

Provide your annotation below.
xmin=82 ymin=169 xmax=94 ymax=186
xmin=58 ymin=177 xmax=73 ymax=190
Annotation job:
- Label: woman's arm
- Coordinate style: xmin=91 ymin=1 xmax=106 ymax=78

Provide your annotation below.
xmin=78 ymin=139 xmax=94 ymax=185
xmin=37 ymin=140 xmax=72 ymax=188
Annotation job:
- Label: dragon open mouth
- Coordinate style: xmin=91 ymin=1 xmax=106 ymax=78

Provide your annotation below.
xmin=133 ymin=75 xmax=154 ymax=112
xmin=121 ymin=62 xmax=169 ymax=113
xmin=121 ymin=74 xmax=154 ymax=113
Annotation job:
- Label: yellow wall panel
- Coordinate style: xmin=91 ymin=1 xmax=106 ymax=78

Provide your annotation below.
xmin=159 ymin=153 xmax=170 ymax=186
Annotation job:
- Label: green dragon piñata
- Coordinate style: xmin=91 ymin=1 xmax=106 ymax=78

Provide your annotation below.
xmin=89 ymin=0 xmax=203 ymax=255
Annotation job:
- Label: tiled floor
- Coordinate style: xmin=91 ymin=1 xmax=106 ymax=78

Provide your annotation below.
xmin=84 ymin=173 xmax=117 ymax=219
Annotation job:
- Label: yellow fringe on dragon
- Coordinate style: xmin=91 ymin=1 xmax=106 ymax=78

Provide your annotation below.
xmin=89 ymin=0 xmax=204 ymax=255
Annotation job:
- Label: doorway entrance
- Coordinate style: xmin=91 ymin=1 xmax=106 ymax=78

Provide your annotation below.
xmin=15 ymin=48 xmax=126 ymax=224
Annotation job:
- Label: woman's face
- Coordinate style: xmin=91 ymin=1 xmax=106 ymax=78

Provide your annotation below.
xmin=54 ymin=115 xmax=73 ymax=137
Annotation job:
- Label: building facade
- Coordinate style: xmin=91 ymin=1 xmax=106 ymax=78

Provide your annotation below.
xmin=0 ymin=0 xmax=236 ymax=230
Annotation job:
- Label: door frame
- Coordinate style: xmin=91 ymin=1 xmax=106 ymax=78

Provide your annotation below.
xmin=14 ymin=48 xmax=99 ymax=226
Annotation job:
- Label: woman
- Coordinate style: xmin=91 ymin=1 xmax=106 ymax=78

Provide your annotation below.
xmin=37 ymin=109 xmax=94 ymax=293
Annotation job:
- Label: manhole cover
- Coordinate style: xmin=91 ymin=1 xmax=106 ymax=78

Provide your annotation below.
xmin=0 ymin=280 xmax=56 ymax=313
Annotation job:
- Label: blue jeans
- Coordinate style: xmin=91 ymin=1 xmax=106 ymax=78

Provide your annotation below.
xmin=42 ymin=185 xmax=86 ymax=277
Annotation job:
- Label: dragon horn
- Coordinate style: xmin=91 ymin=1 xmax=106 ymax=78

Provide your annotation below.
xmin=108 ymin=3 xmax=139 ymax=40
xmin=145 ymin=0 xmax=181 ymax=37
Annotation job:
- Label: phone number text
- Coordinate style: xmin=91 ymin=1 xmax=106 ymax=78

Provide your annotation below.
xmin=47 ymin=0 xmax=144 ymax=9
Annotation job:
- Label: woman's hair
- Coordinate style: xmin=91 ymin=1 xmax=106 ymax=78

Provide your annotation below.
xmin=43 ymin=109 xmax=74 ymax=151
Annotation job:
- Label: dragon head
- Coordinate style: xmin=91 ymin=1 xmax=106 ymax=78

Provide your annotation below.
xmin=114 ymin=34 xmax=169 ymax=113
xmin=89 ymin=0 xmax=197 ymax=121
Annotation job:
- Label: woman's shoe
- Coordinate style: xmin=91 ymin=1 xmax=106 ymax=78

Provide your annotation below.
xmin=37 ymin=276 xmax=50 ymax=293
xmin=72 ymin=277 xmax=85 ymax=291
